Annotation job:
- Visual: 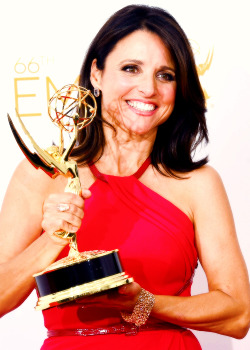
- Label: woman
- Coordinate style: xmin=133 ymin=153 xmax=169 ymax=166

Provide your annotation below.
xmin=0 ymin=4 xmax=249 ymax=350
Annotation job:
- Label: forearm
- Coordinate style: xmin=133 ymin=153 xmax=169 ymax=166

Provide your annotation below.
xmin=0 ymin=233 xmax=67 ymax=317
xmin=152 ymin=290 xmax=250 ymax=339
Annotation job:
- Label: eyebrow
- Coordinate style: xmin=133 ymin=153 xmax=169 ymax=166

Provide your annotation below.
xmin=119 ymin=59 xmax=176 ymax=73
xmin=159 ymin=65 xmax=176 ymax=73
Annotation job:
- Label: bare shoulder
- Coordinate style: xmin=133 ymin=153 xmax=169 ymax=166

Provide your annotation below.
xmin=187 ymin=164 xmax=223 ymax=187
xmin=143 ymin=164 xmax=227 ymax=223
xmin=9 ymin=158 xmax=67 ymax=195
xmin=186 ymin=165 xmax=228 ymax=212
xmin=0 ymin=157 xmax=66 ymax=222
xmin=187 ymin=164 xmax=224 ymax=193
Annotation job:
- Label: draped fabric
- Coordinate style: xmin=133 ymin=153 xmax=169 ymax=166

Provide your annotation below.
xmin=41 ymin=160 xmax=201 ymax=349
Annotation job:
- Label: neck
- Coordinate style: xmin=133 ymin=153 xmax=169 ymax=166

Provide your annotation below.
xmin=97 ymin=124 xmax=156 ymax=176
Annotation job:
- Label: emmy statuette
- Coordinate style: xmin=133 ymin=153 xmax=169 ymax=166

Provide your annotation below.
xmin=8 ymin=84 xmax=133 ymax=310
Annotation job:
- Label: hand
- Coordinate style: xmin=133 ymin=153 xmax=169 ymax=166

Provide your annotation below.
xmin=42 ymin=189 xmax=91 ymax=245
xmin=75 ymin=282 xmax=142 ymax=312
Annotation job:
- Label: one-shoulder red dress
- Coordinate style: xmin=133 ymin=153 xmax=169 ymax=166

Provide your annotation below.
xmin=41 ymin=159 xmax=201 ymax=349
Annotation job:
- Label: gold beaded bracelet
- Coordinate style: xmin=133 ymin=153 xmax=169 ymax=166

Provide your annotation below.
xmin=121 ymin=288 xmax=155 ymax=327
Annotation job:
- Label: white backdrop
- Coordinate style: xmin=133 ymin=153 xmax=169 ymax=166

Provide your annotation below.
xmin=0 ymin=0 xmax=249 ymax=349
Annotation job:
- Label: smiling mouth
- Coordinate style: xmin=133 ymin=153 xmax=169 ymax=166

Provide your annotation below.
xmin=126 ymin=100 xmax=156 ymax=112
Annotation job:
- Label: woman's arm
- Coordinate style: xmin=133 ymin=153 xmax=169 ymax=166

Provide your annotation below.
xmin=0 ymin=159 xmax=86 ymax=317
xmin=150 ymin=166 xmax=250 ymax=338
xmin=80 ymin=166 xmax=250 ymax=338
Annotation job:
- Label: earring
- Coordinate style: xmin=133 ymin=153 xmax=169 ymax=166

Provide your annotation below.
xmin=94 ymin=88 xmax=100 ymax=97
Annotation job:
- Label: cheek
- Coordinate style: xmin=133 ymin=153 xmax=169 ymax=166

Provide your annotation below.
xmin=101 ymin=80 xmax=135 ymax=114
xmin=161 ymin=85 xmax=176 ymax=104
xmin=100 ymin=85 xmax=128 ymax=117
xmin=101 ymin=73 xmax=133 ymax=94
xmin=113 ymin=79 xmax=136 ymax=98
xmin=101 ymin=83 xmax=130 ymax=109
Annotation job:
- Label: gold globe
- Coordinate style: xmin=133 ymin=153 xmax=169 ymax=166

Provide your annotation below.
xmin=48 ymin=84 xmax=97 ymax=133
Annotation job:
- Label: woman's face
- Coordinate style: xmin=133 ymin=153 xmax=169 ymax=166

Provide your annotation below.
xmin=91 ymin=30 xmax=177 ymax=136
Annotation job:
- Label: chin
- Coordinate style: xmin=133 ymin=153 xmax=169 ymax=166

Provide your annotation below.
xmin=121 ymin=120 xmax=155 ymax=135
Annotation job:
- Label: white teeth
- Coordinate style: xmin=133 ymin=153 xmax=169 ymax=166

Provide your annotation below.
xmin=127 ymin=100 xmax=156 ymax=111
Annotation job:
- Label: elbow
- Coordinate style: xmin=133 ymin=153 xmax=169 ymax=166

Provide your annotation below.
xmin=0 ymin=292 xmax=10 ymax=318
xmin=235 ymin=313 xmax=250 ymax=339
xmin=0 ymin=303 xmax=12 ymax=319
xmin=231 ymin=324 xmax=250 ymax=340
xmin=229 ymin=306 xmax=250 ymax=339
xmin=0 ymin=298 xmax=15 ymax=318
xmin=0 ymin=291 xmax=26 ymax=319
xmin=0 ymin=300 xmax=23 ymax=319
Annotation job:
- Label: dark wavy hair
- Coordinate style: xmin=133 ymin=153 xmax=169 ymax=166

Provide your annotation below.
xmin=71 ymin=4 xmax=209 ymax=176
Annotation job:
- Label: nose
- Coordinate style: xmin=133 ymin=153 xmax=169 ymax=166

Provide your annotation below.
xmin=137 ymin=74 xmax=157 ymax=97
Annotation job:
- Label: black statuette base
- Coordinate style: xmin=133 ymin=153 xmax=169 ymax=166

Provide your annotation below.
xmin=33 ymin=250 xmax=133 ymax=311
xmin=35 ymin=250 xmax=123 ymax=297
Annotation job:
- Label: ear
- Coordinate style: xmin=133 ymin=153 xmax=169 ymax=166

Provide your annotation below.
xmin=90 ymin=59 xmax=102 ymax=90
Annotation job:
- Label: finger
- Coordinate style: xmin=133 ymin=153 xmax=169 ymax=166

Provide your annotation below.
xmin=118 ymin=282 xmax=141 ymax=296
xmin=42 ymin=213 xmax=81 ymax=235
xmin=57 ymin=203 xmax=70 ymax=212
xmin=57 ymin=203 xmax=84 ymax=220
xmin=43 ymin=196 xmax=84 ymax=217
xmin=58 ymin=212 xmax=83 ymax=231
xmin=45 ymin=193 xmax=85 ymax=209
xmin=42 ymin=221 xmax=78 ymax=236
xmin=43 ymin=202 xmax=83 ymax=222
xmin=56 ymin=214 xmax=81 ymax=232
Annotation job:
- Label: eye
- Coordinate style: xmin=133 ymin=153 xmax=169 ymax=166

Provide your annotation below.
xmin=157 ymin=71 xmax=175 ymax=82
xmin=121 ymin=64 xmax=139 ymax=73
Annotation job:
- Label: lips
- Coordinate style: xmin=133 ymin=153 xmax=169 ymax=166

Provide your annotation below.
xmin=126 ymin=100 xmax=156 ymax=112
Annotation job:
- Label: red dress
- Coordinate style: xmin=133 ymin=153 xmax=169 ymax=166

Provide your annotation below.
xmin=41 ymin=159 xmax=201 ymax=349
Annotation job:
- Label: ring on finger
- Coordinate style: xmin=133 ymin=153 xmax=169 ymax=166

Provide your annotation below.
xmin=57 ymin=203 xmax=70 ymax=212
